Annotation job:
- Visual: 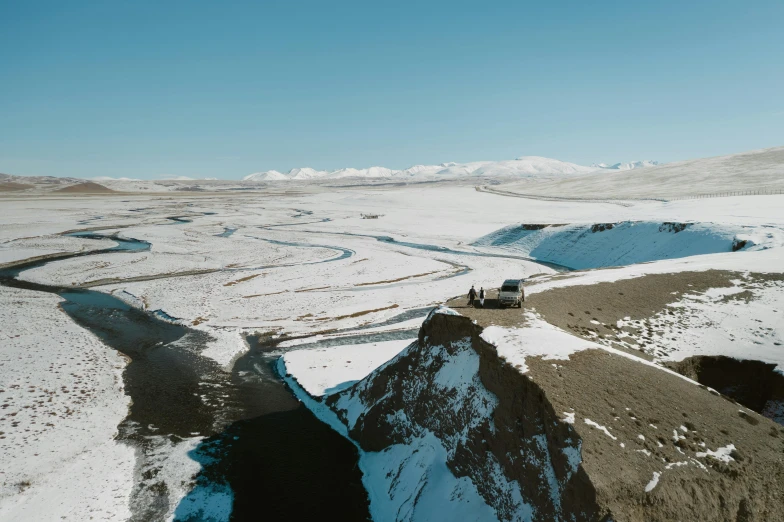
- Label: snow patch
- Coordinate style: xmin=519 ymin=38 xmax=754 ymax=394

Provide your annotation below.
xmin=283 ymin=338 xmax=414 ymax=396
xmin=644 ymin=472 xmax=661 ymax=493
xmin=584 ymin=419 xmax=617 ymax=440
xmin=696 ymin=444 xmax=736 ymax=463
xmin=481 ymin=313 xmax=597 ymax=373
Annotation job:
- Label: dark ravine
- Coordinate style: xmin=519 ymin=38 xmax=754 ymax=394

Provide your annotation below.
xmin=667 ymin=356 xmax=784 ymax=425
xmin=322 ymin=311 xmax=784 ymax=522
xmin=177 ymin=334 xmax=371 ymax=521
xmin=179 ymin=354 xmax=370 ymax=522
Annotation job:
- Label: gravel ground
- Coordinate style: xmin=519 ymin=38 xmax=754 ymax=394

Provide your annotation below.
xmin=446 ymin=270 xmax=784 ymax=520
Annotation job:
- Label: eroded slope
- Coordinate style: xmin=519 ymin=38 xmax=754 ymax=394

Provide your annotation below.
xmin=321 ymin=310 xmax=784 ymax=521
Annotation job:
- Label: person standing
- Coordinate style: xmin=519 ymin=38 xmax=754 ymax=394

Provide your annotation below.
xmin=468 ymin=285 xmax=477 ymax=307
xmin=479 ymin=287 xmax=485 ymax=308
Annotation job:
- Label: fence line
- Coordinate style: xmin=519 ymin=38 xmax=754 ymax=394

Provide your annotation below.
xmin=476 ymin=185 xmax=784 ymax=204
xmin=664 ymin=189 xmax=784 ymax=201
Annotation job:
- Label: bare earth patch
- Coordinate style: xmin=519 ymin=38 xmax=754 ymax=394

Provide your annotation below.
xmin=223 ymin=273 xmax=261 ymax=287
xmin=55 ymin=182 xmax=114 ymax=193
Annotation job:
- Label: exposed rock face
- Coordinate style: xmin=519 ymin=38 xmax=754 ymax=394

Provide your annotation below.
xmin=330 ymin=308 xmax=596 ymax=520
xmin=327 ymin=309 xmax=784 ymax=521
xmin=590 ymin=223 xmax=615 ymax=233
xmin=329 ymin=310 xmax=597 ymax=520
xmin=658 ymin=222 xmax=691 ymax=233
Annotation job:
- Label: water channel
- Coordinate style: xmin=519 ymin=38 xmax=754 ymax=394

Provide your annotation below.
xmin=0 ymin=232 xmax=371 ymax=521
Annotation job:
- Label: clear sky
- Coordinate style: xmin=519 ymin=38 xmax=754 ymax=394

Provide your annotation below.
xmin=2 ymin=0 xmax=783 ymax=179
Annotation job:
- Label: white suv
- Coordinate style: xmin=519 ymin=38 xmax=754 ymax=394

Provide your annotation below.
xmin=499 ymin=279 xmax=524 ymax=308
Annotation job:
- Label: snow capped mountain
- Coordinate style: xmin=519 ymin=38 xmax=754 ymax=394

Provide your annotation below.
xmin=326 ymin=166 xmax=396 ymax=179
xmin=398 ymin=165 xmax=441 ymax=177
xmin=243 ymin=170 xmax=289 ymax=181
xmin=244 ymin=156 xmax=602 ymax=182
xmin=288 ymin=167 xmax=327 ymax=180
xmin=591 ymin=160 xmax=659 ymax=171
xmin=472 ymin=157 xmax=594 ymax=177
xmin=92 ymin=176 xmax=141 ymax=181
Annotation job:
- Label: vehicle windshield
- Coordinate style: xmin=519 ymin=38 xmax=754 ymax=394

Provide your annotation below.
xmin=501 ymin=285 xmax=519 ymax=293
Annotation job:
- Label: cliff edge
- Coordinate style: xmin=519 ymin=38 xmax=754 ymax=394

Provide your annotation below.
xmin=320 ymin=309 xmax=784 ymax=521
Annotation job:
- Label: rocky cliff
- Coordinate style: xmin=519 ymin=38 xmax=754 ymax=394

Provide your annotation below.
xmin=323 ymin=309 xmax=784 ymax=522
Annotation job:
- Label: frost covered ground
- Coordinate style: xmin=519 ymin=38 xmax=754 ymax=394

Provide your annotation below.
xmin=2 ymin=169 xmax=784 ymax=521
xmin=0 ymin=287 xmax=132 ymax=521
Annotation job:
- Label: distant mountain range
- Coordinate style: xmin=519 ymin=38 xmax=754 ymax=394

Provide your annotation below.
xmin=244 ymin=156 xmax=659 ymax=182
xmin=590 ymin=160 xmax=659 ymax=171
xmin=1 ymin=155 xmax=661 ymax=189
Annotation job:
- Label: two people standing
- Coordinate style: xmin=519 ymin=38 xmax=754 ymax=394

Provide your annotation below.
xmin=467 ymin=285 xmax=485 ymax=308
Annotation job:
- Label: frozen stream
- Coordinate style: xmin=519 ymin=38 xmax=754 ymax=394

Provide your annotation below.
xmin=261 ymin=226 xmax=574 ymax=272
xmin=0 ymin=232 xmax=370 ymax=521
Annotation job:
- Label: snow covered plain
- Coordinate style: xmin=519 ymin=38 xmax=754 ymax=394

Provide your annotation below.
xmin=0 ymin=287 xmax=133 ymax=521
xmin=2 ymin=150 xmax=784 ymax=521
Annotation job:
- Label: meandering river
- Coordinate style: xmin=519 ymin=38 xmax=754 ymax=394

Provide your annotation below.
xmin=0 ymin=232 xmax=371 ymax=521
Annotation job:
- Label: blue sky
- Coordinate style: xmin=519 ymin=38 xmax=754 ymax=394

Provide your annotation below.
xmin=2 ymin=0 xmax=783 ymax=179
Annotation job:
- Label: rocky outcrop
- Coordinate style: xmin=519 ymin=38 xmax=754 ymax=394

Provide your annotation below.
xmin=328 ymin=310 xmax=597 ymax=521
xmin=326 ymin=309 xmax=784 ymax=521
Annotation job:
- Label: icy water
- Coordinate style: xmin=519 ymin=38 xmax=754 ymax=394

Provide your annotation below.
xmin=265 ymin=228 xmax=574 ymax=272
xmin=188 ymin=339 xmax=371 ymax=521
xmin=0 ymin=233 xmax=370 ymax=521
xmin=243 ymin=234 xmax=355 ymax=265
xmin=254 ymin=328 xmax=420 ymax=354
xmin=216 ymin=227 xmax=237 ymax=237
xmin=368 ymin=234 xmax=574 ymax=272
xmin=166 ymin=216 xmax=193 ymax=224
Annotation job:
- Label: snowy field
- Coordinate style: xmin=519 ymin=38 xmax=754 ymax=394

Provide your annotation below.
xmin=0 ymin=287 xmax=133 ymax=521
xmin=2 ymin=166 xmax=784 ymax=521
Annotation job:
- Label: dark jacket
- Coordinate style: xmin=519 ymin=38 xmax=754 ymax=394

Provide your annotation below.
xmin=479 ymin=289 xmax=485 ymax=299
xmin=468 ymin=288 xmax=477 ymax=298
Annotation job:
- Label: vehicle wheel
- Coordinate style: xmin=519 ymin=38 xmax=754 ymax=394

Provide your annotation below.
xmin=500 ymin=304 xmax=505 ymax=309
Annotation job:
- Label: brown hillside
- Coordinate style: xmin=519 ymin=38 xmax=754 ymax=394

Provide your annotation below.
xmin=55 ymin=182 xmax=114 ymax=193
xmin=0 ymin=181 xmax=34 ymax=192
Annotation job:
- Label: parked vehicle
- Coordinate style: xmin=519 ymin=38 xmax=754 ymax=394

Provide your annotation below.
xmin=499 ymin=279 xmax=524 ymax=308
